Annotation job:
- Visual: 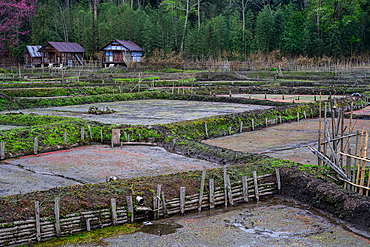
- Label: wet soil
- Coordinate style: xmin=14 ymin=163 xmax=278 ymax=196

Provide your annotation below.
xmin=204 ymin=118 xmax=370 ymax=165
xmin=68 ymin=197 xmax=370 ymax=247
xmin=1 ymin=145 xmax=218 ymax=196
xmin=2 ymin=99 xmax=272 ymax=125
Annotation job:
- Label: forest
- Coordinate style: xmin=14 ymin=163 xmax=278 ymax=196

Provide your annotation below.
xmin=1 ymin=0 xmax=369 ymax=60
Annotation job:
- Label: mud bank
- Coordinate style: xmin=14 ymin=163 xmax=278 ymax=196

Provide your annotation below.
xmin=280 ymin=167 xmax=370 ymax=232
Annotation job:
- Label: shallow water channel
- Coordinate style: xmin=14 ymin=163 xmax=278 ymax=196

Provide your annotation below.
xmin=76 ymin=197 xmax=370 ymax=247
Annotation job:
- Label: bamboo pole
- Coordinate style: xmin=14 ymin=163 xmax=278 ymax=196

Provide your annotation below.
xmin=352 ymin=130 xmax=360 ymax=189
xmin=359 ymin=131 xmax=368 ymax=194
xmin=355 ymin=128 xmax=365 ymax=192
xmin=318 ymin=92 xmax=322 ymax=166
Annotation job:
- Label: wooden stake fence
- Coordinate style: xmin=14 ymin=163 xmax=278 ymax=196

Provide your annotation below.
xmin=0 ymin=171 xmax=279 ymax=245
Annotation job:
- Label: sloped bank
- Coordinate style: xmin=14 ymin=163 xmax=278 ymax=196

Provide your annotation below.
xmin=280 ymin=167 xmax=370 ymax=232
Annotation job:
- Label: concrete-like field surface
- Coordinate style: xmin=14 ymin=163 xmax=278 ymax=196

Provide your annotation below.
xmin=218 ymin=94 xmax=344 ymax=103
xmin=204 ymin=119 xmax=370 ymax=165
xmin=0 ymin=145 xmax=218 ymax=196
xmin=76 ymin=198 xmax=370 ymax=247
xmin=2 ymin=99 xmax=272 ymax=125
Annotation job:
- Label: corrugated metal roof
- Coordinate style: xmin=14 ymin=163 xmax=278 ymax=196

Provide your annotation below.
xmin=39 ymin=42 xmax=85 ymax=53
xmin=26 ymin=45 xmax=42 ymax=57
xmin=114 ymin=40 xmax=144 ymax=52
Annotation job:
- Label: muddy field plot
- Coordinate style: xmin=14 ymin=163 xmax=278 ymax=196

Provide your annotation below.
xmin=89 ymin=198 xmax=369 ymax=247
xmin=352 ymin=106 xmax=370 ymax=117
xmin=218 ymin=94 xmax=344 ymax=103
xmin=0 ymin=145 xmax=218 ymax=196
xmin=204 ymin=119 xmax=370 ymax=165
xmin=2 ymin=99 xmax=272 ymax=125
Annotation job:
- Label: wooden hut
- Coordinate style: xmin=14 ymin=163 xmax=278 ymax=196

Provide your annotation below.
xmin=99 ymin=39 xmax=144 ymax=66
xmin=23 ymin=45 xmax=42 ymax=67
xmin=38 ymin=42 xmax=85 ymax=66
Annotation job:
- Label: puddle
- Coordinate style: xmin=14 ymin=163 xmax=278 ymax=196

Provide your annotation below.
xmin=139 ymin=222 xmax=183 ymax=236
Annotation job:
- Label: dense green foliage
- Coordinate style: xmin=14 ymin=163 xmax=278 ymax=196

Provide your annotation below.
xmin=17 ymin=0 xmax=369 ymax=59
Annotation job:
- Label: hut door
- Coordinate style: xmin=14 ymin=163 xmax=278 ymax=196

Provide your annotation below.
xmin=113 ymin=51 xmax=121 ymax=62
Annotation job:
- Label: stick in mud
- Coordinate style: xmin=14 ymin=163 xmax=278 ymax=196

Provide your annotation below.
xmin=162 ymin=191 xmax=167 ymax=216
xmin=100 ymin=128 xmax=103 ymax=143
xmin=180 ymin=187 xmax=186 ymax=216
xmin=0 ymin=141 xmax=4 ymax=159
xmin=205 ymin=122 xmax=208 ymax=137
xmin=34 ymin=137 xmax=38 ymax=155
xmin=126 ymin=196 xmax=134 ymax=223
xmin=252 ymin=118 xmax=255 ymax=130
xmin=35 ymin=201 xmax=41 ymax=242
xmin=223 ymin=166 xmax=227 ymax=208
xmin=355 ymin=129 xmax=365 ymax=192
xmin=111 ymin=198 xmax=117 ymax=226
xmin=64 ymin=131 xmax=67 ymax=146
xmin=198 ymin=169 xmax=206 ymax=212
xmin=226 ymin=174 xmax=234 ymax=206
xmin=209 ymin=178 xmax=215 ymax=209
xmin=253 ymin=171 xmax=259 ymax=202
xmin=55 ymin=197 xmax=61 ymax=238
xmin=276 ymin=168 xmax=281 ymax=192
xmin=242 ymin=176 xmax=248 ymax=203
xmin=240 ymin=121 xmax=243 ymax=133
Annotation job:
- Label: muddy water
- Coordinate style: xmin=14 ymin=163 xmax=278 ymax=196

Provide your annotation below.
xmin=0 ymin=145 xmax=219 ymax=196
xmin=77 ymin=197 xmax=370 ymax=247
xmin=1 ymin=99 xmax=272 ymax=125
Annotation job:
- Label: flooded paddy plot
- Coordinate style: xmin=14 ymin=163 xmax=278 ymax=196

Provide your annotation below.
xmin=204 ymin=119 xmax=370 ymax=165
xmin=88 ymin=197 xmax=369 ymax=247
xmin=218 ymin=94 xmax=344 ymax=103
xmin=2 ymin=99 xmax=272 ymax=125
xmin=0 ymin=145 xmax=218 ymax=196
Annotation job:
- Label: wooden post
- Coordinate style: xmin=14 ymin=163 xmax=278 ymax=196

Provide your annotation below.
xmin=276 ymin=168 xmax=281 ymax=192
xmin=81 ymin=127 xmax=84 ymax=140
xmin=63 ymin=131 xmax=67 ymax=147
xmin=318 ymin=93 xmax=322 ymax=165
xmin=198 ymin=169 xmax=206 ymax=212
xmin=34 ymin=137 xmax=38 ymax=155
xmin=162 ymin=191 xmax=167 ymax=216
xmin=304 ymin=111 xmax=307 ymax=119
xmin=157 ymin=185 xmax=162 ymax=219
xmin=282 ymin=94 xmax=284 ymax=100
xmin=223 ymin=166 xmax=227 ymax=208
xmin=279 ymin=115 xmax=282 ymax=124
xmin=180 ymin=187 xmax=185 ymax=216
xmin=242 ymin=176 xmax=248 ymax=202
xmin=88 ymin=125 xmax=92 ymax=140
xmin=153 ymin=195 xmax=157 ymax=220
xmin=226 ymin=175 xmax=234 ymax=206
xmin=0 ymin=141 xmax=4 ymax=160
xmin=265 ymin=118 xmax=268 ymax=127
xmin=100 ymin=128 xmax=103 ymax=143
xmin=54 ymin=197 xmax=61 ymax=238
xmin=252 ymin=118 xmax=255 ymax=130
xmin=111 ymin=198 xmax=117 ymax=226
xmin=253 ymin=171 xmax=259 ymax=202
xmin=228 ymin=126 xmax=232 ymax=135
xmin=35 ymin=201 xmax=41 ymax=242
xmin=340 ymin=102 xmax=345 ymax=168
xmin=352 ymin=130 xmax=360 ymax=189
xmin=209 ymin=179 xmax=215 ymax=209
xmin=297 ymin=112 xmax=300 ymax=122
xmin=126 ymin=196 xmax=134 ymax=223
xmin=205 ymin=122 xmax=208 ymax=137
xmin=86 ymin=219 xmax=91 ymax=232
xmin=240 ymin=121 xmax=243 ymax=132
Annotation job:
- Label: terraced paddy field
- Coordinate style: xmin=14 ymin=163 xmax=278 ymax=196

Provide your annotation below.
xmin=0 ymin=145 xmax=218 ymax=196
xmin=217 ymin=94 xmax=345 ymax=103
xmin=63 ymin=197 xmax=370 ymax=247
xmin=204 ymin=118 xmax=370 ymax=166
xmin=2 ymin=99 xmax=272 ymax=125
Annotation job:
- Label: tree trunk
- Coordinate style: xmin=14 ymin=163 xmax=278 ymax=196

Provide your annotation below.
xmin=180 ymin=0 xmax=189 ymax=51
xmin=93 ymin=0 xmax=98 ymax=58
xmin=198 ymin=0 xmax=200 ymax=28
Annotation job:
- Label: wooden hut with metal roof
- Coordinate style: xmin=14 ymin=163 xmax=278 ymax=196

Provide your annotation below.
xmin=23 ymin=45 xmax=42 ymax=67
xmin=99 ymin=39 xmax=144 ymax=66
xmin=38 ymin=42 xmax=85 ymax=66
